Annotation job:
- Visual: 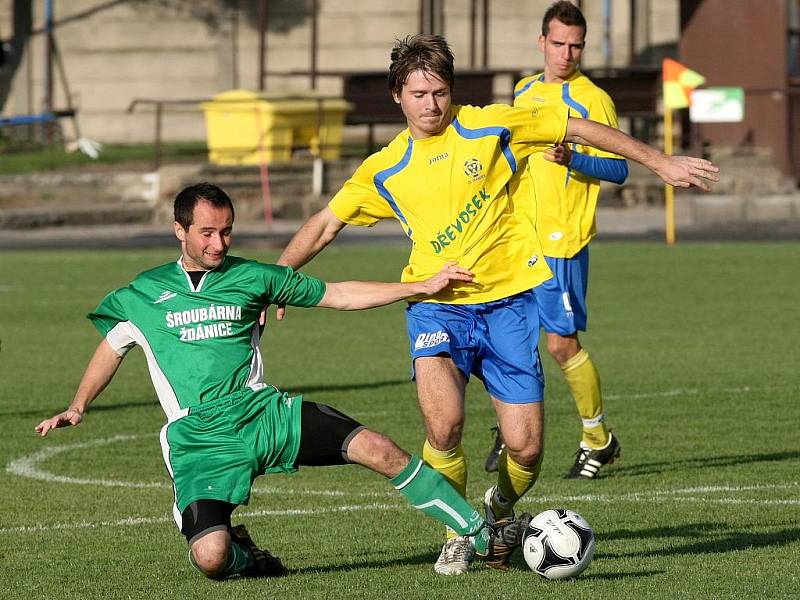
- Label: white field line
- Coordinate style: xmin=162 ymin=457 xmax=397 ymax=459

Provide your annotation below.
xmin=5 ymin=435 xmax=799 ymax=536
xmin=8 ymin=437 xmax=800 ymax=504
xmin=605 ymin=383 xmax=798 ymax=401
xmin=0 ymin=503 xmax=400 ymax=535
xmin=4 ymin=490 xmax=799 ymax=536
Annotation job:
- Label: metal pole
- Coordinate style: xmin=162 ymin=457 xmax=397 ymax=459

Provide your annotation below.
xmin=664 ymin=107 xmax=675 ymax=245
xmin=482 ymin=0 xmax=489 ymax=68
xmin=231 ymin=1 xmax=239 ymax=89
xmin=44 ymin=0 xmax=53 ymax=113
xmin=603 ymin=0 xmax=612 ymax=68
xmin=469 ymin=0 xmax=477 ymax=68
xmin=154 ymin=101 xmax=163 ymax=171
xmin=257 ymin=0 xmax=266 ymax=91
xmin=310 ymin=0 xmax=318 ymax=89
xmin=629 ymin=0 xmax=637 ymax=65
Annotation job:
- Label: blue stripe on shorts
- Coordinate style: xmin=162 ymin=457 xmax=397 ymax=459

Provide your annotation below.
xmin=535 ymin=246 xmax=589 ymax=335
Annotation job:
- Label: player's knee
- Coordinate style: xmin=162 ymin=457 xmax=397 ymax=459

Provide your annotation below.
xmin=425 ymin=421 xmax=464 ymax=450
xmin=190 ymin=535 xmax=230 ymax=579
xmin=348 ymin=428 xmax=409 ymax=474
xmin=547 ymin=335 xmax=580 ymax=365
xmin=503 ymin=436 xmax=543 ymax=467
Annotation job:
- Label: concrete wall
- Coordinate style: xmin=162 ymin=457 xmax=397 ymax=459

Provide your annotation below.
xmin=1 ymin=0 xmax=679 ymax=144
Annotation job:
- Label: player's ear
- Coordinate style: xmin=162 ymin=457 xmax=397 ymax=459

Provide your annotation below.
xmin=538 ymin=34 xmax=546 ymax=52
xmin=392 ymin=89 xmax=401 ymax=104
xmin=174 ymin=221 xmax=186 ymax=242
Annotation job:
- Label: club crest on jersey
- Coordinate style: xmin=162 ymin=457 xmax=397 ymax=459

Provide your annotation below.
xmin=464 ymin=158 xmax=485 ymax=183
xmin=154 ymin=290 xmax=177 ymax=304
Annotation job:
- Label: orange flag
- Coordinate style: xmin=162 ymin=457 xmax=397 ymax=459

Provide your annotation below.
xmin=663 ymin=58 xmax=706 ymax=109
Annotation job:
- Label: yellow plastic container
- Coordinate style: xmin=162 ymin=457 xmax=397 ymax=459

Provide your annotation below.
xmin=201 ymin=90 xmax=352 ymax=165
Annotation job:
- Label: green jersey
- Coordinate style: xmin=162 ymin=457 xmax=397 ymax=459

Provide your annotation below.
xmin=88 ymin=256 xmax=326 ymax=419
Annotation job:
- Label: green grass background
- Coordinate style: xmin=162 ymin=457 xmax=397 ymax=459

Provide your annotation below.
xmin=1 ymin=242 xmax=798 ymax=599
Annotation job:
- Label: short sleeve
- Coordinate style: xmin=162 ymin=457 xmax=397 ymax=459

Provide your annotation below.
xmin=88 ymin=289 xmax=128 ymax=337
xmin=328 ymin=158 xmax=397 ymax=226
xmin=262 ymin=265 xmax=326 ymax=308
xmin=460 ymin=104 xmax=568 ymax=164
xmin=87 ymin=289 xmax=138 ymax=356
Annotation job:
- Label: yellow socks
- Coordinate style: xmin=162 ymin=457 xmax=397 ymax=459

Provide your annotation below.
xmin=423 ymin=440 xmax=468 ymax=539
xmin=561 ymin=348 xmax=609 ymax=449
xmin=494 ymin=451 xmax=543 ymax=518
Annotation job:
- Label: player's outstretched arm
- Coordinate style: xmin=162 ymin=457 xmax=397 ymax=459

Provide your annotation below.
xmin=278 ymin=207 xmax=347 ymax=269
xmin=269 ymin=207 xmax=349 ymax=322
xmin=318 ymin=261 xmax=474 ymax=311
xmin=545 ymin=143 xmax=629 ymax=185
xmin=564 ymin=118 xmax=719 ymax=190
xmin=35 ymin=340 xmax=124 ymax=437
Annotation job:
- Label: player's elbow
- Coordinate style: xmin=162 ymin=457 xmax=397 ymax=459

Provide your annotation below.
xmin=317 ymin=285 xmax=353 ymax=311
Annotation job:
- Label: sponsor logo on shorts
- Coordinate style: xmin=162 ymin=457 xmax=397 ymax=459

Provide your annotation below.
xmin=414 ymin=330 xmax=450 ymax=350
xmin=154 ymin=290 xmax=177 ymax=304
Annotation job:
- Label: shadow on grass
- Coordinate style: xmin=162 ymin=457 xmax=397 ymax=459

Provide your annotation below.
xmin=603 ymin=450 xmax=800 ymax=478
xmin=5 ymin=379 xmax=411 ymax=419
xmin=581 ymin=570 xmax=666 ymax=580
xmin=283 ymin=550 xmax=440 ymax=574
xmin=601 ymin=523 xmax=800 ymax=558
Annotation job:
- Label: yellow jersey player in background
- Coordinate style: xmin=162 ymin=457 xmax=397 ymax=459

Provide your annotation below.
xmin=276 ymin=33 xmax=717 ymax=575
xmin=486 ymin=1 xmax=627 ymax=479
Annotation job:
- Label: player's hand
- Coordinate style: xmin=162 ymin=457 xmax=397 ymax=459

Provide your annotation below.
xmin=35 ymin=408 xmax=83 ymax=437
xmin=543 ymin=143 xmax=572 ymax=167
xmin=258 ymin=303 xmax=287 ymax=325
xmin=418 ymin=262 xmax=474 ymax=295
xmin=655 ymin=155 xmax=720 ymax=191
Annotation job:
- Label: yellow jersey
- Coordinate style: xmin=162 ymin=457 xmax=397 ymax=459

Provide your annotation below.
xmin=513 ymin=71 xmax=620 ymax=258
xmin=328 ymin=103 xmax=567 ymax=304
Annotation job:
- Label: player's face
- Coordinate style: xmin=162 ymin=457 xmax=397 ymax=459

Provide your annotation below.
xmin=174 ymin=200 xmax=233 ymax=271
xmin=393 ymin=70 xmax=452 ymax=139
xmin=539 ymin=18 xmax=585 ymax=83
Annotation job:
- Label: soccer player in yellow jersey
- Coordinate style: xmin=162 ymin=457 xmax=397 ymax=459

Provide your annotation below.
xmin=277 ymin=34 xmax=718 ymax=574
xmin=486 ymin=1 xmax=627 ymax=480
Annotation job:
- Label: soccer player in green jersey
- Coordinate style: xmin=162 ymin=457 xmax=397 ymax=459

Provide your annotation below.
xmin=275 ymin=34 xmax=718 ymax=574
xmin=485 ymin=1 xmax=627 ymax=480
xmin=35 ymin=183 xmax=531 ymax=579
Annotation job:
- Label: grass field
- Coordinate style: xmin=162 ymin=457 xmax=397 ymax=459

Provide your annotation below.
xmin=2 ymin=242 xmax=799 ymax=599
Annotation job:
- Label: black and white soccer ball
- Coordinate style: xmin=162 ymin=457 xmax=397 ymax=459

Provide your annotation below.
xmin=522 ymin=508 xmax=595 ymax=580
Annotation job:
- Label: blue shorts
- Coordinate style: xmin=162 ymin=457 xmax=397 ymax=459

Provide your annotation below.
xmin=405 ymin=291 xmax=544 ymax=403
xmin=535 ymin=246 xmax=589 ymax=335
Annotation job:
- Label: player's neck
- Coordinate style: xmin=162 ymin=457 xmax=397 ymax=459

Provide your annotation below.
xmin=542 ymin=69 xmax=578 ymax=84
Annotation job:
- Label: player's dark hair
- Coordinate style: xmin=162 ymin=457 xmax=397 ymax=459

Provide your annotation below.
xmin=542 ymin=1 xmax=587 ymax=36
xmin=388 ymin=34 xmax=455 ymax=97
xmin=174 ymin=182 xmax=235 ymax=228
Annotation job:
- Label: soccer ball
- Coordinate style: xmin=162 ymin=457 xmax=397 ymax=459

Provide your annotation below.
xmin=522 ymin=508 xmax=595 ymax=580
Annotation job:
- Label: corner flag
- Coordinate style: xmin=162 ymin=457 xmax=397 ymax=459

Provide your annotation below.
xmin=662 ymin=58 xmax=706 ymax=109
